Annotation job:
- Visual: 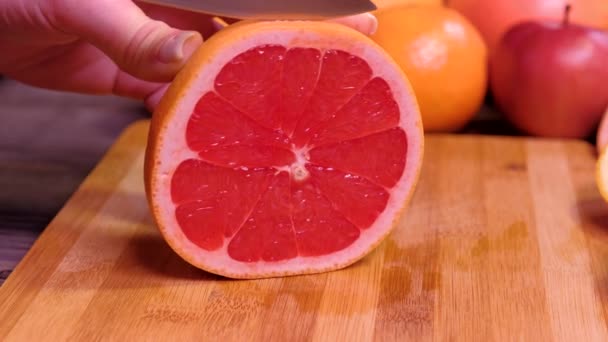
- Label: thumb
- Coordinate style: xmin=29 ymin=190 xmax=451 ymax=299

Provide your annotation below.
xmin=51 ymin=0 xmax=203 ymax=82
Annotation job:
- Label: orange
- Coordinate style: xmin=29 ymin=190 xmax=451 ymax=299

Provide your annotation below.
xmin=371 ymin=5 xmax=488 ymax=132
xmin=145 ymin=20 xmax=424 ymax=279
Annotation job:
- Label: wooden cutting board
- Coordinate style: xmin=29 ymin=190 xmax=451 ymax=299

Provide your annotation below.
xmin=2 ymin=120 xmax=608 ymax=341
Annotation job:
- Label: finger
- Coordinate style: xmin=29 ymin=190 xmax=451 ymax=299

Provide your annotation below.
xmin=327 ymin=13 xmax=378 ymax=35
xmin=6 ymin=41 xmax=165 ymax=108
xmin=48 ymin=0 xmax=203 ymax=82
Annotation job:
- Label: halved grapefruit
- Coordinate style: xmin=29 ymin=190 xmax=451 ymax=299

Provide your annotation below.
xmin=145 ymin=20 xmax=424 ymax=279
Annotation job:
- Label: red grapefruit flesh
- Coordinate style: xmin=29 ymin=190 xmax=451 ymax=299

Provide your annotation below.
xmin=145 ymin=21 xmax=424 ymax=278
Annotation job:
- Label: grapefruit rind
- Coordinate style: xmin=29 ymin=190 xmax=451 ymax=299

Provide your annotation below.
xmin=145 ymin=20 xmax=424 ymax=279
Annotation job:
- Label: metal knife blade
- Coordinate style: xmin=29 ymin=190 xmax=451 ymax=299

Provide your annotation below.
xmin=136 ymin=0 xmax=377 ymax=20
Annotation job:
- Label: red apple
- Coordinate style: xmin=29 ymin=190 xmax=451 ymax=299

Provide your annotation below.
xmin=447 ymin=0 xmax=608 ymax=54
xmin=490 ymin=7 xmax=608 ymax=138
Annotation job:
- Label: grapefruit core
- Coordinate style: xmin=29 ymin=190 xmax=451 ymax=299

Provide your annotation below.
xmin=144 ymin=20 xmax=424 ymax=279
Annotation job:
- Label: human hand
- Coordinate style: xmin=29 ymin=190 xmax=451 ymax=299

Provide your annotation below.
xmin=0 ymin=0 xmax=377 ymax=110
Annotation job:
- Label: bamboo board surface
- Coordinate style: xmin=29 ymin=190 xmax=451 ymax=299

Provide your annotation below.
xmin=2 ymin=120 xmax=608 ymax=341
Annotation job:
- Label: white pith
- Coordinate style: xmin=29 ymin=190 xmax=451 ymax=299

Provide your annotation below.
xmin=149 ymin=24 xmax=424 ymax=278
xmin=290 ymin=145 xmax=311 ymax=181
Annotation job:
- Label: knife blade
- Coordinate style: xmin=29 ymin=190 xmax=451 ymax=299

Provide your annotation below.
xmin=136 ymin=0 xmax=377 ymax=20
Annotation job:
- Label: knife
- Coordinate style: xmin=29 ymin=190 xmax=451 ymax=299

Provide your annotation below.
xmin=136 ymin=0 xmax=377 ymax=20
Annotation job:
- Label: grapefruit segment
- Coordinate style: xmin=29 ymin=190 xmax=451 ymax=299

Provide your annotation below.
xmin=214 ymin=45 xmax=285 ymax=130
xmin=188 ymin=92 xmax=291 ymax=149
xmin=145 ymin=20 xmax=424 ymax=278
xmin=175 ymin=201 xmax=225 ymax=251
xmin=171 ymin=159 xmax=274 ymax=250
xmin=187 ymin=92 xmax=293 ymax=167
xmin=279 ymin=48 xmax=322 ymax=134
xmin=310 ymin=77 xmax=401 ymax=147
xmin=291 ymin=50 xmax=373 ymax=146
xmin=308 ymin=166 xmax=390 ymax=229
xmin=228 ymin=173 xmax=298 ymax=262
xmin=291 ymin=180 xmax=361 ymax=256
xmin=309 ymin=128 xmax=407 ymax=188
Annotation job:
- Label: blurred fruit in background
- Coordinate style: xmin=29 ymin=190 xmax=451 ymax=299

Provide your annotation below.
xmin=371 ymin=5 xmax=488 ymax=132
xmin=446 ymin=0 xmax=608 ymax=54
xmin=490 ymin=6 xmax=608 ymax=139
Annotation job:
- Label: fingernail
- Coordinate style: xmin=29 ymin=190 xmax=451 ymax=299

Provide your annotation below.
xmin=158 ymin=31 xmax=202 ymax=64
xmin=365 ymin=13 xmax=378 ymax=35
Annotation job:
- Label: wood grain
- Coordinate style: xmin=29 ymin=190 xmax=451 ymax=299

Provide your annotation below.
xmin=1 ymin=120 xmax=608 ymax=341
